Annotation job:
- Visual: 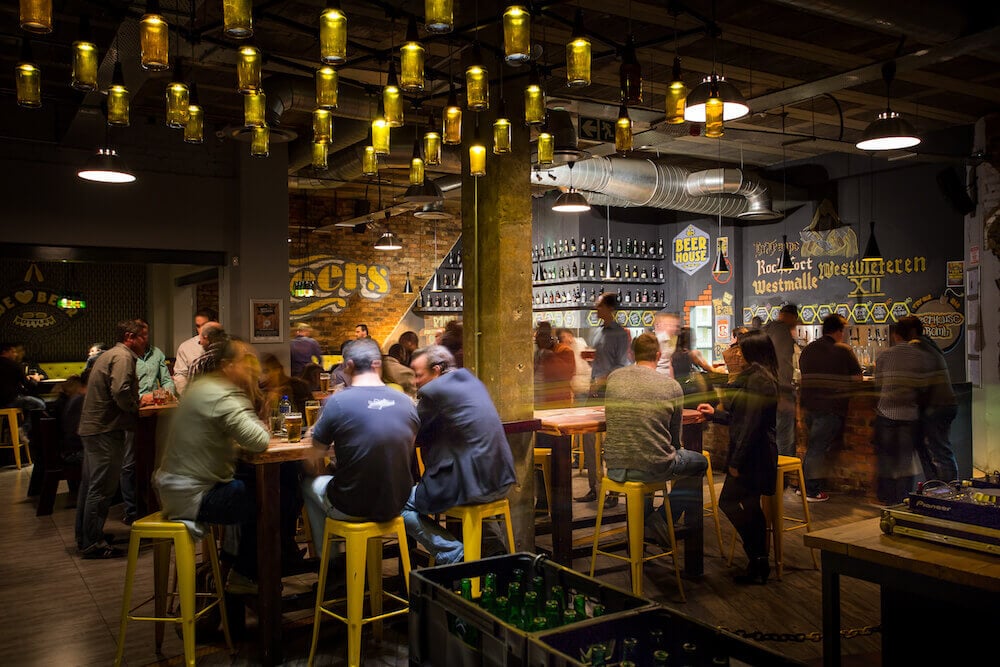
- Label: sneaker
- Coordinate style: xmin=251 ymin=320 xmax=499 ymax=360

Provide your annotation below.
xmin=574 ymin=489 xmax=598 ymax=503
xmin=603 ymin=494 xmax=619 ymax=509
xmin=225 ymin=569 xmax=259 ymax=595
xmin=805 ymin=492 xmax=829 ymax=502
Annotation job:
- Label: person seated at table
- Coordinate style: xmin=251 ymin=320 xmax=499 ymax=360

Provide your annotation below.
xmin=1 ymin=341 xmax=47 ymax=437
xmin=603 ymin=333 xmax=708 ymax=547
xmin=534 ymin=322 xmax=575 ymax=408
xmin=380 ymin=339 xmax=417 ymax=397
xmin=403 ymin=345 xmax=517 ymax=564
xmin=260 ymin=353 xmax=313 ymax=415
xmin=300 ymin=338 xmax=419 ymax=559
xmin=154 ymin=337 xmax=271 ymax=595
xmin=300 ymin=362 xmax=322 ymax=392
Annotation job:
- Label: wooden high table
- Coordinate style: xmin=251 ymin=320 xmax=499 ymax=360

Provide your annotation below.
xmin=803 ymin=517 xmax=1000 ymax=665
xmin=533 ymin=406 xmax=705 ymax=576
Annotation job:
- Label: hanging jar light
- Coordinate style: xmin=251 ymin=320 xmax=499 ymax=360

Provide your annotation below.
xmin=704 ymin=76 xmax=724 ymax=138
xmin=250 ymin=125 xmax=269 ymax=157
xmin=410 ymin=135 xmax=424 ymax=186
xmin=493 ymin=96 xmax=512 ymax=154
xmin=14 ymin=39 xmax=41 ymax=108
xmin=524 ymin=65 xmax=545 ymax=126
xmin=362 ymin=144 xmax=378 ymax=176
xmin=371 ymin=99 xmax=390 ymax=155
xmin=165 ymin=70 xmax=190 ymax=128
xmin=383 ymin=60 xmax=404 ymax=127
xmin=503 ymin=5 xmax=531 ymax=65
xmin=312 ymin=141 xmax=328 ymax=170
xmin=423 ymin=111 xmax=441 ymax=166
xmin=140 ymin=0 xmax=170 ymax=71
xmin=469 ymin=121 xmax=486 ymax=177
xmin=319 ymin=0 xmax=348 ymax=66
xmin=425 ymin=0 xmax=453 ymax=34
xmin=19 ymin=0 xmax=53 ymax=34
xmin=316 ymin=66 xmax=338 ymax=109
xmin=615 ymin=102 xmax=632 ymax=153
xmin=107 ymin=61 xmax=130 ymax=126
xmin=223 ymin=0 xmax=253 ymax=38
xmin=71 ymin=16 xmax=98 ymax=92
xmin=566 ymin=9 xmax=591 ymax=88
xmin=665 ymin=56 xmax=687 ymax=125
xmin=443 ymin=84 xmax=462 ymax=145
xmin=536 ymin=125 xmax=554 ymax=166
xmin=465 ymin=44 xmax=489 ymax=111
xmin=237 ymin=44 xmax=261 ymax=94
xmin=620 ymin=34 xmax=642 ymax=105
xmin=184 ymin=82 xmax=203 ymax=144
xmin=244 ymin=89 xmax=266 ymax=127
xmin=400 ymin=17 xmax=424 ymax=92
xmin=313 ymin=108 xmax=333 ymax=144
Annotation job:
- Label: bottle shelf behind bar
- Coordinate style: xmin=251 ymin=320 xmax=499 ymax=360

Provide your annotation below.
xmin=534 ymin=236 xmax=665 ymax=260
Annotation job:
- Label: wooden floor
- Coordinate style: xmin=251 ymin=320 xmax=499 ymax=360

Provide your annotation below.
xmin=0 ymin=462 xmax=885 ymax=666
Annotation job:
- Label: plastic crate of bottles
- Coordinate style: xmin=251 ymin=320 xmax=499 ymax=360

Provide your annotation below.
xmin=408 ymin=552 xmax=653 ymax=666
xmin=527 ymin=607 xmax=806 ymax=666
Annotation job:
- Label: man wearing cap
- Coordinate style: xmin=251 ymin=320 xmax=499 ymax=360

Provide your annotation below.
xmin=290 ymin=322 xmax=323 ymax=378
xmin=763 ymin=304 xmax=799 ymax=457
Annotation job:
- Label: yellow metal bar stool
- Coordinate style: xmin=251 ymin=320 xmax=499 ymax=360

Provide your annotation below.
xmin=442 ymin=498 xmax=516 ymax=597
xmin=702 ymin=450 xmax=725 ymax=554
xmin=589 ymin=477 xmax=685 ymax=600
xmin=533 ymin=445 xmax=553 ymax=518
xmin=114 ymin=513 xmax=232 ymax=667
xmin=0 ymin=408 xmax=30 ymax=469
xmin=308 ymin=516 xmax=411 ymax=667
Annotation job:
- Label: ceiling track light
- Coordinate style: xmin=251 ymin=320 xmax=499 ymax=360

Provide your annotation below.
xmin=856 ymin=61 xmax=921 ymax=151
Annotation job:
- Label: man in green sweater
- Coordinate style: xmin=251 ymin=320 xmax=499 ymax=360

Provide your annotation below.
xmin=603 ymin=333 xmax=708 ymax=547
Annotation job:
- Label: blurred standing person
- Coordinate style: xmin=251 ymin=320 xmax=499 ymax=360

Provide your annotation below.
xmin=172 ymin=308 xmax=217 ymax=395
xmin=763 ymin=304 xmax=799 ymax=456
xmin=437 ymin=320 xmax=464 ymax=368
xmin=85 ymin=342 xmax=107 ymax=371
xmin=354 ymin=324 xmax=369 ymax=340
xmin=184 ymin=322 xmax=226 ymax=386
xmin=576 ymin=292 xmax=630 ymax=506
xmin=671 ymin=327 xmax=715 ymax=409
xmin=382 ymin=341 xmax=417 ymax=397
xmin=915 ymin=331 xmax=959 ymax=483
xmin=556 ymin=328 xmax=591 ymax=404
xmin=533 ymin=322 xmax=574 ymax=408
xmin=75 ymin=319 xmax=152 ymax=559
xmin=290 ymin=322 xmax=323 ymax=378
xmin=721 ymin=326 xmax=751 ymax=376
xmin=398 ymin=330 xmax=419 ymax=367
xmin=652 ymin=311 xmax=681 ymax=377
xmin=697 ymin=331 xmax=779 ymax=585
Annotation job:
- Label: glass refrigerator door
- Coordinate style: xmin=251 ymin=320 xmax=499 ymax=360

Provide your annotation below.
xmin=691 ymin=304 xmax=714 ymax=364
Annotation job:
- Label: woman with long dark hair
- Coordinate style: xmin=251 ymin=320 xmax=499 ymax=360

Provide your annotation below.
xmin=671 ymin=326 xmax=715 ymax=408
xmin=697 ymin=330 xmax=779 ymax=584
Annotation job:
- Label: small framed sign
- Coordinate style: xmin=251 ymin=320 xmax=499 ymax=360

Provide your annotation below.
xmin=250 ymin=298 xmax=283 ymax=343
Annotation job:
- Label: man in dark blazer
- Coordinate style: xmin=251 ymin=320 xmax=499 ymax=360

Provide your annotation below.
xmin=402 ymin=345 xmax=516 ymax=563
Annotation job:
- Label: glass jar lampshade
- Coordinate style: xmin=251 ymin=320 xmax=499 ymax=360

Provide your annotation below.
xmin=469 ymin=130 xmax=486 ymax=177
xmin=223 ymin=0 xmax=253 ymax=38
xmin=536 ymin=130 xmax=554 ymax=165
xmin=620 ymin=34 xmax=642 ymax=105
xmin=165 ymin=80 xmax=190 ymax=128
xmin=19 ymin=0 xmax=53 ymax=34
xmin=524 ymin=68 xmax=545 ymax=125
xmin=316 ymin=66 xmax=338 ymax=109
xmin=140 ymin=1 xmax=169 ymax=71
xmin=313 ymin=108 xmax=333 ymax=144
xmin=244 ymin=90 xmax=266 ymax=127
xmin=410 ymin=137 xmax=424 ymax=185
xmin=443 ymin=87 xmax=462 ymax=145
xmin=250 ymin=125 xmax=269 ymax=157
xmin=312 ymin=141 xmax=328 ymax=170
xmin=383 ymin=62 xmax=404 ymax=127
xmin=465 ymin=45 xmax=488 ymax=110
xmin=503 ymin=6 xmax=531 ymax=64
xmin=184 ymin=98 xmax=204 ymax=144
xmin=71 ymin=37 xmax=98 ymax=92
xmin=371 ymin=115 xmax=390 ymax=155
xmin=107 ymin=62 xmax=130 ymax=126
xmin=566 ymin=9 xmax=590 ymax=87
xmin=319 ymin=1 xmax=347 ymax=65
xmin=493 ymin=98 xmax=511 ymax=154
xmin=237 ymin=45 xmax=261 ymax=93
xmin=423 ymin=113 xmax=441 ymax=166
xmin=15 ymin=40 xmax=41 ymax=108
xmin=704 ymin=80 xmax=724 ymax=138
xmin=665 ymin=57 xmax=687 ymax=125
xmin=362 ymin=145 xmax=378 ymax=176
xmin=400 ymin=17 xmax=424 ymax=92
xmin=615 ymin=103 xmax=632 ymax=153
xmin=424 ymin=0 xmax=453 ymax=34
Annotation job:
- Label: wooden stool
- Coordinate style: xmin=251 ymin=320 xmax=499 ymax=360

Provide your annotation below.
xmin=533 ymin=447 xmax=553 ymax=517
xmin=589 ymin=477 xmax=685 ymax=600
xmin=702 ymin=450 xmax=725 ymax=554
xmin=0 ymin=408 xmax=30 ymax=470
xmin=727 ymin=455 xmax=819 ymax=579
xmin=442 ymin=498 xmax=516 ymax=596
xmin=114 ymin=513 xmax=232 ymax=667
xmin=308 ymin=516 xmax=411 ymax=667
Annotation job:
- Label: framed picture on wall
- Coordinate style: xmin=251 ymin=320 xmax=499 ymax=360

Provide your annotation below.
xmin=250 ymin=298 xmax=283 ymax=343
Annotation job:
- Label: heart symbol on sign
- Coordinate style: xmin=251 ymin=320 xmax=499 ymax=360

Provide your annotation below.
xmin=15 ymin=290 xmax=33 ymax=304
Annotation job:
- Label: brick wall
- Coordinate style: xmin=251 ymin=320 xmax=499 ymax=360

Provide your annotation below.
xmin=681 ymin=284 xmax=714 ymax=326
xmin=287 ymin=192 xmax=462 ymax=353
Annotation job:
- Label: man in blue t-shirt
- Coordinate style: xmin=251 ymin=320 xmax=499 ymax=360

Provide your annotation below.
xmin=300 ymin=338 xmax=419 ymax=556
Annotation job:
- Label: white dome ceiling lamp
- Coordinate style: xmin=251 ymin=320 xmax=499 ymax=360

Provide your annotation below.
xmin=855 ymin=60 xmax=921 ymax=152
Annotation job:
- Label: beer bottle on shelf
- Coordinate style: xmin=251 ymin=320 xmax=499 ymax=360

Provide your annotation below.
xmin=589 ymin=262 xmax=596 ymax=278
xmin=640 ymin=265 xmax=648 ymax=279
xmin=642 ymin=289 xmax=649 ymax=303
xmin=590 ymin=644 xmax=608 ymax=667
xmin=615 ymin=263 xmax=621 ymax=278
xmin=599 ymin=237 xmax=606 ymax=253
xmin=592 ymin=603 xmax=605 ymax=617
xmin=571 ymin=261 xmax=578 ymax=277
xmin=599 ymin=264 xmax=606 ymax=278
xmin=532 ymin=616 xmax=548 ymax=631
xmin=443 ymin=272 xmax=451 ymax=287
xmin=570 ymin=237 xmax=577 ymax=253
xmin=590 ymin=238 xmax=597 ymax=252
xmin=617 ymin=288 xmax=623 ymax=301
xmin=658 ymin=238 xmax=664 ymax=255
xmin=419 ymin=292 xmax=425 ymax=308
xmin=580 ymin=236 xmax=587 ymax=254
xmin=558 ymin=264 xmax=565 ymax=279
xmin=632 ymin=264 xmax=639 ymax=279
xmin=616 ymin=238 xmax=623 ymax=254
xmin=531 ymin=575 xmax=544 ymax=594
xmin=624 ymin=290 xmax=631 ymax=303
xmin=641 ymin=239 xmax=648 ymax=254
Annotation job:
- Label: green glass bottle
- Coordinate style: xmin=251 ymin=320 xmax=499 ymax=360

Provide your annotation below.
xmin=544 ymin=599 xmax=561 ymax=628
xmin=550 ymin=585 xmax=565 ymax=613
xmin=592 ymin=603 xmax=606 ymax=617
xmin=649 ymin=629 xmax=665 ymax=652
xmin=562 ymin=608 xmax=577 ymax=626
xmin=484 ymin=572 xmax=498 ymax=593
xmin=512 ymin=567 xmax=525 ymax=587
xmin=523 ymin=591 xmax=539 ymax=629
xmin=573 ymin=594 xmax=587 ymax=621
xmin=679 ymin=642 xmax=699 ymax=667
xmin=495 ymin=595 xmax=510 ymax=624
xmin=653 ymin=651 xmax=670 ymax=666
xmin=532 ymin=575 xmax=544 ymax=594
xmin=460 ymin=578 xmax=473 ymax=601
xmin=480 ymin=586 xmax=495 ymax=614
xmin=621 ymin=637 xmax=639 ymax=663
xmin=590 ymin=643 xmax=608 ymax=666
xmin=532 ymin=616 xmax=548 ymax=631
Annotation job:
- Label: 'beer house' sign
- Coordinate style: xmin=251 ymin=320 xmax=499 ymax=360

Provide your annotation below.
xmin=672 ymin=224 xmax=711 ymax=276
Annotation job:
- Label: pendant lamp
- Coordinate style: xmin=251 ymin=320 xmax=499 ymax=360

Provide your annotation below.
xmin=165 ymin=61 xmax=190 ymax=128
xmin=469 ymin=121 xmax=486 ymax=177
xmin=250 ymin=125 xmax=269 ymax=157
xmin=313 ymin=108 xmax=333 ymax=144
xmin=665 ymin=57 xmax=687 ymax=125
xmin=319 ymin=0 xmax=348 ymax=65
xmin=184 ymin=83 xmax=204 ymax=144
xmin=400 ymin=17 xmax=424 ymax=92
xmin=410 ymin=135 xmax=424 ymax=186
xmin=536 ymin=127 xmax=554 ymax=166
xmin=383 ymin=60 xmax=403 ymax=127
xmin=503 ymin=6 xmax=531 ymax=64
xmin=403 ymin=272 xmax=414 ymax=294
xmin=78 ymin=147 xmax=136 ymax=184
xmin=443 ymin=85 xmax=462 ymax=145
xmin=244 ymin=89 xmax=266 ymax=127
xmin=140 ymin=0 xmax=169 ymax=71
xmin=862 ymin=222 xmax=882 ymax=262
xmin=615 ymin=102 xmax=632 ymax=153
xmin=703 ymin=77 xmax=724 ymax=138
xmin=524 ymin=66 xmax=545 ymax=125
xmin=107 ymin=61 xmax=130 ymax=126
xmin=778 ymin=234 xmax=795 ymax=271
xmin=19 ymin=0 xmax=53 ymax=34
xmin=493 ymin=97 xmax=512 ymax=154
xmin=71 ymin=17 xmax=98 ymax=92
xmin=223 ymin=0 xmax=253 ymax=38
xmin=372 ymin=99 xmax=390 ymax=155
xmin=566 ymin=9 xmax=591 ymax=88
xmin=237 ymin=44 xmax=262 ymax=94
xmin=553 ymin=162 xmax=590 ymax=213
xmin=316 ymin=66 xmax=338 ymax=109
xmin=430 ymin=270 xmax=441 ymax=292
xmin=425 ymin=0 xmax=453 ymax=34
xmin=15 ymin=39 xmax=41 ymax=108
xmin=466 ymin=44 xmax=488 ymax=110
xmin=312 ymin=142 xmax=328 ymax=170
xmin=712 ymin=238 xmax=729 ymax=275
xmin=684 ymin=74 xmax=748 ymax=122
xmin=423 ymin=111 xmax=442 ymax=165
xmin=619 ymin=34 xmax=642 ymax=105
xmin=856 ymin=61 xmax=921 ymax=151
xmin=374 ymin=230 xmax=402 ymax=250
xmin=361 ymin=144 xmax=378 ymax=177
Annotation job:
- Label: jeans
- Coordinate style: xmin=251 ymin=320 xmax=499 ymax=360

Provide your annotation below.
xmin=197 ymin=480 xmax=257 ymax=578
xmin=401 ymin=486 xmax=511 ymax=564
xmin=582 ymin=433 xmax=601 ymax=493
xmin=873 ymin=416 xmax=919 ymax=505
xmin=75 ymin=430 xmax=127 ymax=551
xmin=918 ymin=404 xmax=959 ymax=483
xmin=804 ymin=411 xmax=844 ymax=496
xmin=775 ymin=391 xmax=797 ymax=457
xmin=120 ymin=431 xmax=137 ymax=521
xmin=607 ymin=448 xmax=709 ymax=523
xmin=719 ymin=473 xmax=767 ymax=563
xmin=300 ymin=476 xmax=366 ymax=558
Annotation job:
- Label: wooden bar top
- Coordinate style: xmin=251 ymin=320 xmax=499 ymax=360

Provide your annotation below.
xmin=240 ymin=435 xmax=315 ymax=464
xmin=804 ymin=517 xmax=1000 ymax=592
xmin=534 ymin=406 xmax=704 ymax=436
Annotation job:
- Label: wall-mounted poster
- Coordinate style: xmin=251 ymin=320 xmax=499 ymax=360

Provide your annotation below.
xmin=947 ymin=260 xmax=964 ymax=287
xmin=250 ymin=298 xmax=283 ymax=343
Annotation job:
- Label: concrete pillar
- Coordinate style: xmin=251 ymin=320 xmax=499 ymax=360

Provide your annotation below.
xmin=461 ymin=71 xmax=536 ymax=551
